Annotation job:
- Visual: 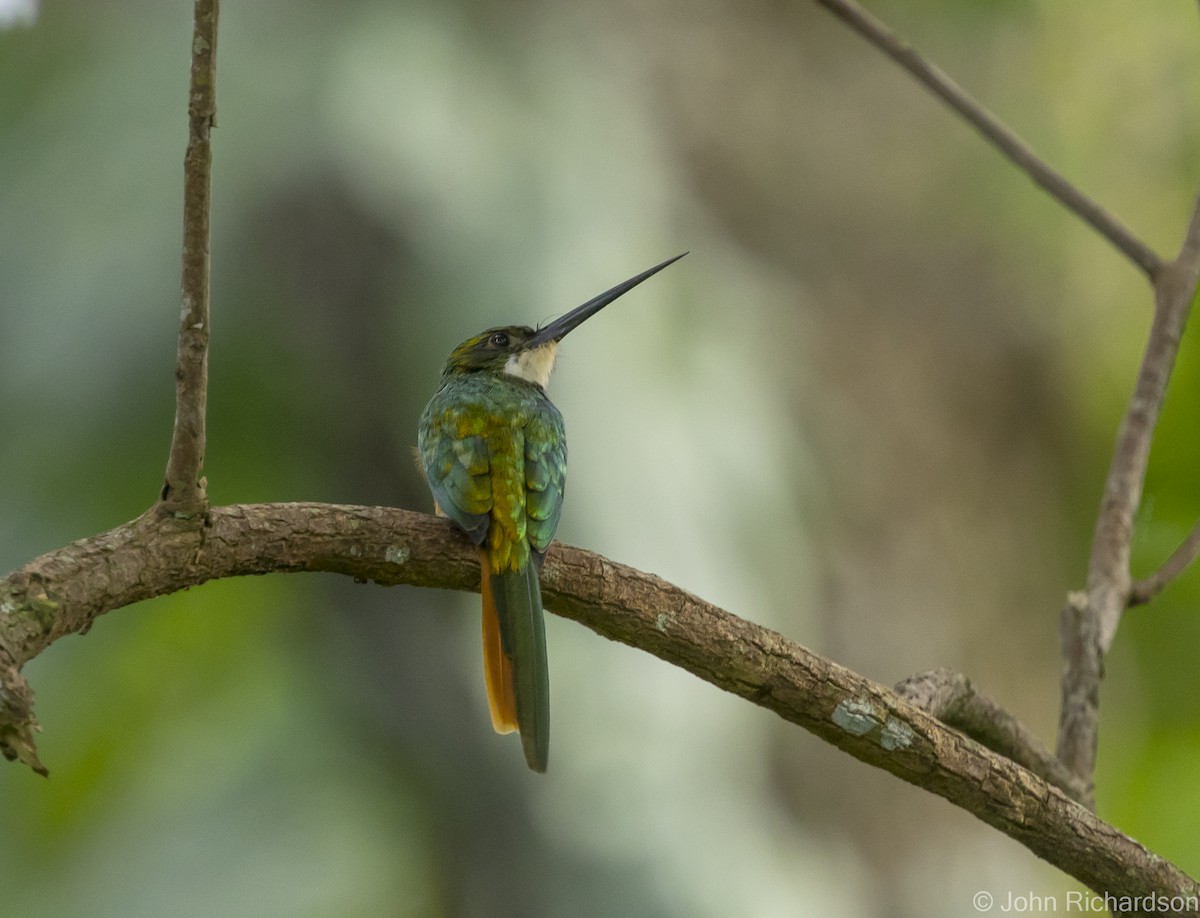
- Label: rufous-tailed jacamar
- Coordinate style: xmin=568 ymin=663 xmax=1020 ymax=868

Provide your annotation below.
xmin=417 ymin=254 xmax=685 ymax=772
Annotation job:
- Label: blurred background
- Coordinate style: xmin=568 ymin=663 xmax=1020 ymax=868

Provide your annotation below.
xmin=2 ymin=0 xmax=1199 ymax=915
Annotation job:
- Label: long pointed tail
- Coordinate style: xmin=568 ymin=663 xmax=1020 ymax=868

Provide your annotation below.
xmin=481 ymin=551 xmax=518 ymax=735
xmin=480 ymin=552 xmax=549 ymax=772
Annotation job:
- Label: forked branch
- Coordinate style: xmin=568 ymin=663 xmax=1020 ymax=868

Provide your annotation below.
xmin=3 ymin=0 xmax=1198 ymax=909
xmin=896 ymin=667 xmax=1089 ymax=804
xmin=1059 ymin=198 xmax=1200 ymax=786
xmin=815 ymin=0 xmax=1200 ymax=813
xmin=0 ymin=506 xmax=1196 ymax=906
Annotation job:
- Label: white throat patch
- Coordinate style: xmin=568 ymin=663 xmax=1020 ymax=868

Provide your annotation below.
xmin=504 ymin=342 xmax=560 ymax=389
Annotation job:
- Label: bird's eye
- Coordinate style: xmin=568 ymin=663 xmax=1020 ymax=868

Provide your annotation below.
xmin=489 ymin=332 xmax=509 ymax=348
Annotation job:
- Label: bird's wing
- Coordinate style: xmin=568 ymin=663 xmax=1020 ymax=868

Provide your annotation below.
xmin=522 ymin=403 xmax=567 ymax=563
xmin=418 ymin=406 xmax=492 ymax=545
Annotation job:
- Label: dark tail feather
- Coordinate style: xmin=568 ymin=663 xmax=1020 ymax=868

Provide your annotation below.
xmin=491 ymin=563 xmax=550 ymax=772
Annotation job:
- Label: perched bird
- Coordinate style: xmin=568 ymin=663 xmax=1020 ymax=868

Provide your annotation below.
xmin=417 ymin=254 xmax=685 ymax=771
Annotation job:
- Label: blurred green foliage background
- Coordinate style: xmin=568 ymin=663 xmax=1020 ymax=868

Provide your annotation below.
xmin=2 ymin=1 xmax=1199 ymax=915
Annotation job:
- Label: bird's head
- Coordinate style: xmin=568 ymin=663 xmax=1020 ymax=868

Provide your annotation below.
xmin=440 ymin=253 xmax=687 ymax=390
xmin=444 ymin=325 xmax=553 ymax=385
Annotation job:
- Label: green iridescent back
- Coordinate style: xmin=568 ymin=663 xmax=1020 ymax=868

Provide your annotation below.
xmin=418 ymin=369 xmax=567 ymax=571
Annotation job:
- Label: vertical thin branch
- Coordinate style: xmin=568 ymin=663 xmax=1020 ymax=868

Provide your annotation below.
xmin=812 ymin=0 xmax=1163 ymax=279
xmin=1091 ymin=201 xmax=1200 ymax=654
xmin=1056 ymin=593 xmax=1099 ymax=801
xmin=1058 ymin=197 xmax=1200 ymax=788
xmin=161 ymin=0 xmax=219 ymax=516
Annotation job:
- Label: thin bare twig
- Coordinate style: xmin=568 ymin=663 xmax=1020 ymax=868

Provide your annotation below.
xmin=0 ymin=505 xmax=1197 ymax=904
xmin=1125 ymin=203 xmax=1200 ymax=610
xmin=1130 ymin=519 xmax=1200 ymax=606
xmin=1089 ymin=199 xmax=1200 ymax=649
xmin=813 ymin=0 xmax=1163 ymax=279
xmin=896 ymin=667 xmax=1090 ymax=804
xmin=1058 ymin=197 xmax=1200 ymax=785
xmin=161 ymin=0 xmax=219 ymax=515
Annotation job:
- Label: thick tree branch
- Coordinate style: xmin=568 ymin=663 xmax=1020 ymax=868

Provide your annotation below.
xmin=161 ymin=0 xmax=218 ymax=515
xmin=0 ymin=504 xmax=1197 ymax=908
xmin=895 ymin=667 xmax=1089 ymax=805
xmin=813 ymin=0 xmax=1163 ymax=279
xmin=1058 ymin=198 xmax=1200 ymax=787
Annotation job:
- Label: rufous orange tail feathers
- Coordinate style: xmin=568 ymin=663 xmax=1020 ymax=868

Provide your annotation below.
xmin=480 ymin=550 xmax=518 ymax=734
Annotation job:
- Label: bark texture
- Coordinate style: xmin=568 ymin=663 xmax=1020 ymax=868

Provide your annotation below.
xmin=1 ymin=504 xmax=1196 ymax=911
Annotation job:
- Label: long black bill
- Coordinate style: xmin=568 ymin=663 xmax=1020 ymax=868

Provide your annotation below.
xmin=526 ymin=252 xmax=687 ymax=348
